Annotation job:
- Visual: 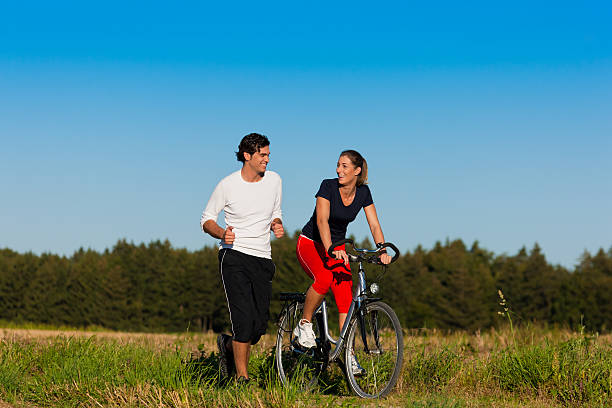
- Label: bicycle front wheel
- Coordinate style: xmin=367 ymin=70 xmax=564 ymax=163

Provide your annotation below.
xmin=275 ymin=302 xmax=327 ymax=390
xmin=344 ymin=301 xmax=403 ymax=398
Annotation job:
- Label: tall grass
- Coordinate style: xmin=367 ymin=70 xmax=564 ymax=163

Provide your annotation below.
xmin=1 ymin=337 xmax=196 ymax=406
xmin=0 ymin=334 xmax=356 ymax=407
xmin=493 ymin=334 xmax=612 ymax=405
xmin=1 ymin=325 xmax=611 ymax=407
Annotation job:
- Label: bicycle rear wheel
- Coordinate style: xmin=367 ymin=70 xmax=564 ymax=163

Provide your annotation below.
xmin=344 ymin=301 xmax=403 ymax=398
xmin=275 ymin=302 xmax=328 ymax=390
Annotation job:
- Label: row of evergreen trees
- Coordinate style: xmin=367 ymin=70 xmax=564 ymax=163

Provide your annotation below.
xmin=1 ymin=233 xmax=611 ymax=333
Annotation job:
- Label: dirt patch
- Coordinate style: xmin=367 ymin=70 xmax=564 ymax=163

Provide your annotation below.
xmin=0 ymin=400 xmax=38 ymax=408
xmin=1 ymin=328 xmax=178 ymax=342
xmin=0 ymin=327 xmax=276 ymax=355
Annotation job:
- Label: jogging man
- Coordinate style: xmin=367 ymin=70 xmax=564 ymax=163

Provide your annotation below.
xmin=200 ymin=133 xmax=284 ymax=383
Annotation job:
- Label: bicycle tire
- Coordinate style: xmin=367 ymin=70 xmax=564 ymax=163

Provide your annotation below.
xmin=275 ymin=301 xmax=328 ymax=390
xmin=344 ymin=301 xmax=403 ymax=398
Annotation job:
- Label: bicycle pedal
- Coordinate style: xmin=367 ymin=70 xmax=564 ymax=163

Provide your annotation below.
xmin=291 ymin=338 xmax=314 ymax=353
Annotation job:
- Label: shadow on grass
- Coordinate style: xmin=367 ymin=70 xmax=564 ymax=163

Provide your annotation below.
xmin=254 ymin=348 xmax=348 ymax=395
xmin=182 ymin=350 xmax=227 ymax=389
xmin=181 ymin=346 xmax=348 ymax=397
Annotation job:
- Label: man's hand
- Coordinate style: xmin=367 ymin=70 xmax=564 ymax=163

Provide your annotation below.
xmin=222 ymin=226 xmax=235 ymax=245
xmin=271 ymin=220 xmax=284 ymax=238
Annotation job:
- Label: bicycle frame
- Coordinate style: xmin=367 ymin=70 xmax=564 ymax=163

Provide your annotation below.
xmin=315 ymin=258 xmax=371 ymax=363
xmin=277 ymin=238 xmax=401 ymax=397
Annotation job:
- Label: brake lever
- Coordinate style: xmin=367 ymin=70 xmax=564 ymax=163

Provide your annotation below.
xmin=348 ymin=254 xmax=360 ymax=263
xmin=367 ymin=254 xmax=382 ymax=264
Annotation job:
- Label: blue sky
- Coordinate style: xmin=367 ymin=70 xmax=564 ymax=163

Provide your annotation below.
xmin=1 ymin=1 xmax=611 ymax=267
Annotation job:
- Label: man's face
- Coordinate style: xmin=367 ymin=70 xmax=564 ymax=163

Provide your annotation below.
xmin=244 ymin=145 xmax=270 ymax=174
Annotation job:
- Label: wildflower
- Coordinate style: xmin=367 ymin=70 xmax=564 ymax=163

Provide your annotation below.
xmin=497 ymin=289 xmax=510 ymax=314
xmin=498 ymin=290 xmax=506 ymax=306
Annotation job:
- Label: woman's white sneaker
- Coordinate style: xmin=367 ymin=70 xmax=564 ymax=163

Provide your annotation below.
xmin=350 ymin=354 xmax=366 ymax=376
xmin=293 ymin=319 xmax=317 ymax=348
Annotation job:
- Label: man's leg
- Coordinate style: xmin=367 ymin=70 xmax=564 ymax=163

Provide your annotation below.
xmin=232 ymin=340 xmax=251 ymax=379
xmin=246 ymin=342 xmax=251 ymax=366
xmin=219 ymin=249 xmax=255 ymax=379
xmin=217 ymin=333 xmax=234 ymax=379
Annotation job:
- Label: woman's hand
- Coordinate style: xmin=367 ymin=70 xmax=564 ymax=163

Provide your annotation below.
xmin=379 ymin=252 xmax=392 ymax=265
xmin=332 ymin=249 xmax=349 ymax=265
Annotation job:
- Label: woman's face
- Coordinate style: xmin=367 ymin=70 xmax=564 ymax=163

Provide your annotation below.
xmin=336 ymin=155 xmax=361 ymax=186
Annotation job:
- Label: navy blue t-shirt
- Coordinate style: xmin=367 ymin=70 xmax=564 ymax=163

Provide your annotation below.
xmin=301 ymin=178 xmax=374 ymax=244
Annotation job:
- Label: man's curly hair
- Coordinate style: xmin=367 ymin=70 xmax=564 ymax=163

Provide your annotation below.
xmin=236 ymin=133 xmax=270 ymax=162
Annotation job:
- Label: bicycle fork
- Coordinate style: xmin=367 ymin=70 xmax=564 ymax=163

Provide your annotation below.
xmin=355 ymin=266 xmax=384 ymax=356
xmin=319 ymin=264 xmax=385 ymax=362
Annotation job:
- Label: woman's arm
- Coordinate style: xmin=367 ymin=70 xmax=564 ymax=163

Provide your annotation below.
xmin=364 ymin=203 xmax=385 ymax=243
xmin=316 ymin=197 xmax=349 ymax=264
xmin=315 ymin=196 xmax=333 ymax=251
xmin=364 ymin=203 xmax=392 ymax=264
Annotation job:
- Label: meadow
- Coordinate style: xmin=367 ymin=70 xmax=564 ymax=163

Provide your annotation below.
xmin=1 ymin=323 xmax=611 ymax=408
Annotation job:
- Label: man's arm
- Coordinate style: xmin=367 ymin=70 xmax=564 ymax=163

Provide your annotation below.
xmin=203 ymin=220 xmax=235 ymax=244
xmin=270 ymin=176 xmax=284 ymax=238
xmin=200 ymin=180 xmax=235 ymax=244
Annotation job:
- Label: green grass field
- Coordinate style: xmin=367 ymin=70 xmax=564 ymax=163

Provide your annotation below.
xmin=1 ymin=324 xmax=611 ymax=407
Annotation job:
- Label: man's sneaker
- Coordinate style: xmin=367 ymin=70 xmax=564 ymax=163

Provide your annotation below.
xmin=217 ymin=333 xmax=234 ymax=379
xmin=292 ymin=319 xmax=317 ymax=348
xmin=350 ymin=354 xmax=366 ymax=377
xmin=236 ymin=376 xmax=251 ymax=387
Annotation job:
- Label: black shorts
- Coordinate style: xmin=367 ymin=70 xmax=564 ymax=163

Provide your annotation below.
xmin=219 ymin=248 xmax=275 ymax=345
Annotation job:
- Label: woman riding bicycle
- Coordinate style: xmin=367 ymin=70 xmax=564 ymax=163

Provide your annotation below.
xmin=293 ymin=150 xmax=392 ymax=371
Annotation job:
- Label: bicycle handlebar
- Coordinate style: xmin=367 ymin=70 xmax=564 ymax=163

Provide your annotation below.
xmin=327 ymin=239 xmax=400 ymax=264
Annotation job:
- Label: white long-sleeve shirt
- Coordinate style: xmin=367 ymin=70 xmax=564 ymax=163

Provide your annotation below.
xmin=200 ymin=170 xmax=282 ymax=259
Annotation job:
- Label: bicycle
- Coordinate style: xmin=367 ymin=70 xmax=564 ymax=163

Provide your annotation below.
xmin=275 ymin=238 xmax=403 ymax=398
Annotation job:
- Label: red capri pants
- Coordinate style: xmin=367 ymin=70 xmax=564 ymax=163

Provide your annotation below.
xmin=296 ymin=234 xmax=353 ymax=313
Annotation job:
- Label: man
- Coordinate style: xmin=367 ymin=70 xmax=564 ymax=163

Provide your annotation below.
xmin=200 ymin=133 xmax=284 ymax=384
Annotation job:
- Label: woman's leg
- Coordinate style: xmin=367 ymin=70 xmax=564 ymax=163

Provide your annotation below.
xmin=302 ymin=285 xmax=326 ymax=323
xmin=339 ymin=313 xmax=348 ymax=332
xmin=296 ymin=236 xmax=332 ymax=323
xmin=329 ymin=262 xmax=353 ymax=334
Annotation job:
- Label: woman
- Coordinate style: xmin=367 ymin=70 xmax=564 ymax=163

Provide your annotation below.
xmin=293 ymin=150 xmax=391 ymax=374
